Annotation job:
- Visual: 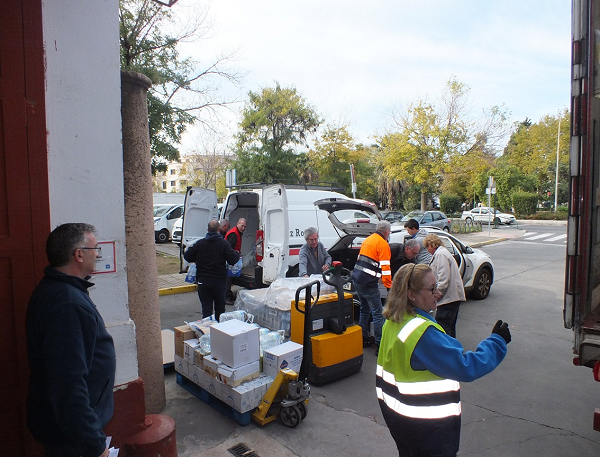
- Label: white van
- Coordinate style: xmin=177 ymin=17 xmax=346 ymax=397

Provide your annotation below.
xmin=154 ymin=204 xmax=184 ymax=243
xmin=182 ymin=184 xmax=380 ymax=288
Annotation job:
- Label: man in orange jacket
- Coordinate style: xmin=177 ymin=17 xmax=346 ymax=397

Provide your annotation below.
xmin=351 ymin=220 xmax=392 ymax=354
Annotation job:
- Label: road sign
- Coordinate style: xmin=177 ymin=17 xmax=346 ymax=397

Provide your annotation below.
xmin=486 ymin=188 xmax=497 ymax=194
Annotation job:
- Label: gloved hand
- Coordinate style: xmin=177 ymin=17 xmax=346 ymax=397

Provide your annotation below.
xmin=492 ymin=320 xmax=511 ymax=344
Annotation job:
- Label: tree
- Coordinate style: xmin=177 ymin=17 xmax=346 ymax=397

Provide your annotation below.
xmin=119 ymin=0 xmax=242 ymax=174
xmin=379 ymin=77 xmax=510 ymax=209
xmin=501 ymin=111 xmax=570 ymax=204
xmin=233 ymin=83 xmax=321 ymax=183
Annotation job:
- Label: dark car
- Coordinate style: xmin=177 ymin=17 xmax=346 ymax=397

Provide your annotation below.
xmin=381 ymin=210 xmax=404 ymax=223
xmin=400 ymin=210 xmax=451 ymax=232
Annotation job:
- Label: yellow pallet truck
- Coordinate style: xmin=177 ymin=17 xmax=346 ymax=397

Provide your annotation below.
xmin=291 ymin=261 xmax=363 ymax=385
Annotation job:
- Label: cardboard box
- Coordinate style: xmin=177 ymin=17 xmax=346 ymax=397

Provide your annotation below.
xmin=194 ymin=348 xmax=206 ymax=368
xmin=218 ymin=360 xmax=260 ymax=387
xmin=206 ymin=373 xmax=224 ymax=400
xmin=184 ymin=338 xmax=200 ymax=365
xmin=203 ymin=354 xmax=223 ymax=377
xmin=174 ymin=354 xmax=189 ymax=378
xmin=263 ymin=341 xmax=303 ymax=378
xmin=221 ymin=374 xmax=275 ymax=413
xmin=174 ymin=324 xmax=196 ymax=358
xmin=210 ymin=320 xmax=260 ymax=368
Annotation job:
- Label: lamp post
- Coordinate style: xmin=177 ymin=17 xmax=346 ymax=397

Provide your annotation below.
xmin=554 ymin=117 xmax=561 ymax=212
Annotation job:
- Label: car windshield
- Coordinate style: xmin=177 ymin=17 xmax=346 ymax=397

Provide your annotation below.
xmin=153 ymin=206 xmax=172 ymax=217
xmin=400 ymin=211 xmax=423 ymax=222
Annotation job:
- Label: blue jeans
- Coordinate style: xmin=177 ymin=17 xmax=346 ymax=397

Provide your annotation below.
xmin=355 ymin=282 xmax=384 ymax=345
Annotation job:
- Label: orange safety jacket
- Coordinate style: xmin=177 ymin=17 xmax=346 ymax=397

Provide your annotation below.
xmin=225 ymin=226 xmax=242 ymax=252
xmin=351 ymin=231 xmax=392 ymax=288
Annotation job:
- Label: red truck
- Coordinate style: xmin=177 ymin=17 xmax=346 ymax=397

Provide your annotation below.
xmin=565 ymin=0 xmax=600 ymax=432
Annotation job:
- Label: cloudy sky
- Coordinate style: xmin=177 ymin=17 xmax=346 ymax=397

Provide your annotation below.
xmin=177 ymin=0 xmax=571 ymax=151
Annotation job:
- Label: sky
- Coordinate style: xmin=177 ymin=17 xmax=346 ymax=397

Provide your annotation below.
xmin=175 ymin=0 xmax=571 ymax=153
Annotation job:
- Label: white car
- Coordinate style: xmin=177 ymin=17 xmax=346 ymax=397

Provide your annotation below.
xmin=461 ymin=207 xmax=516 ymax=225
xmin=316 ymin=200 xmax=494 ymax=300
xmin=171 ymin=216 xmax=183 ymax=245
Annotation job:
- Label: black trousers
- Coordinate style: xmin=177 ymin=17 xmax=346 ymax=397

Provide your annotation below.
xmin=435 ymin=301 xmax=461 ymax=338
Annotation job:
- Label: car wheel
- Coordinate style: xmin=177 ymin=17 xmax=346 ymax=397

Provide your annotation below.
xmin=471 ymin=267 xmax=492 ymax=300
xmin=465 ymin=217 xmax=473 ymax=227
xmin=156 ymin=230 xmax=169 ymax=243
xmin=443 ymin=226 xmax=450 ymax=232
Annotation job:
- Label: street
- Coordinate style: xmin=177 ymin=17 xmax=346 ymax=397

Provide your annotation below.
xmin=159 ymin=225 xmax=600 ymax=456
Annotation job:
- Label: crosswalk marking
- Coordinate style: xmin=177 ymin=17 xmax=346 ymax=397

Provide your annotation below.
xmin=545 ymin=234 xmax=567 ymax=242
xmin=524 ymin=233 xmax=553 ymax=240
xmin=522 ymin=232 xmax=537 ymax=237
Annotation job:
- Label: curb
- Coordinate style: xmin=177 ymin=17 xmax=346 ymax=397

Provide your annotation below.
xmin=468 ymin=238 xmax=508 ymax=248
xmin=159 ymin=284 xmax=197 ymax=296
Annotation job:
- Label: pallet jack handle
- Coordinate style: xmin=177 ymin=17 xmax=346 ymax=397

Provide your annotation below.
xmin=322 ymin=261 xmax=352 ymax=335
xmin=294 ymin=280 xmax=320 ymax=382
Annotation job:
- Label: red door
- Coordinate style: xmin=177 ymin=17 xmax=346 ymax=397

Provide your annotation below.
xmin=0 ymin=0 xmax=50 ymax=455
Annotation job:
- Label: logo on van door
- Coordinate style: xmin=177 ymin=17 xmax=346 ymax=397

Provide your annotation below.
xmin=290 ymin=228 xmax=305 ymax=237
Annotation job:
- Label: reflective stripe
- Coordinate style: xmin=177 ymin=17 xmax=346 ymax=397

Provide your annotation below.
xmin=398 ymin=317 xmax=427 ymax=342
xmin=376 ymin=387 xmax=461 ymax=419
xmin=380 ymin=260 xmax=390 ymax=266
xmin=354 ymin=264 xmax=380 ymax=277
xmin=377 ymin=366 xmax=459 ymax=394
xmin=357 ymin=254 xmax=379 ymax=267
xmin=382 ymin=270 xmax=391 ymax=276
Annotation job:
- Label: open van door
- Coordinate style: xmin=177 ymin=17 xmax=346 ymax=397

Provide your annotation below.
xmin=314 ymin=198 xmax=381 ymax=236
xmin=180 ymin=186 xmax=219 ymax=270
xmin=259 ymin=184 xmax=288 ymax=283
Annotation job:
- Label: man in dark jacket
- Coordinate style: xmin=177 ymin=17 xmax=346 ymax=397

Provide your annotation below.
xmin=26 ymin=223 xmax=116 ymax=457
xmin=224 ymin=218 xmax=246 ymax=304
xmin=389 ymin=239 xmax=420 ymax=278
xmin=184 ymin=219 xmax=240 ymax=321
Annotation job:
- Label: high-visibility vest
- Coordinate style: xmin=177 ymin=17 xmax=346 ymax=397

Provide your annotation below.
xmin=225 ymin=226 xmax=242 ymax=252
xmin=351 ymin=232 xmax=391 ymax=288
xmin=376 ymin=314 xmax=461 ymax=420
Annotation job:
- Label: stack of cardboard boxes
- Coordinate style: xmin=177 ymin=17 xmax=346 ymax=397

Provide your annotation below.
xmin=174 ymin=319 xmax=303 ymax=414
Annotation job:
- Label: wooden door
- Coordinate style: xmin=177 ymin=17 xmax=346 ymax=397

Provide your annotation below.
xmin=0 ymin=0 xmax=50 ymax=455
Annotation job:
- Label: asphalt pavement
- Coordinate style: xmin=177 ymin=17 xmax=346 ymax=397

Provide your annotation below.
xmin=158 ymin=220 xmax=597 ymax=457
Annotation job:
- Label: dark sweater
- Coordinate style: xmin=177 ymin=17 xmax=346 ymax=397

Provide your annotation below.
xmin=26 ymin=266 xmax=116 ymax=457
xmin=184 ymin=231 xmax=241 ymax=281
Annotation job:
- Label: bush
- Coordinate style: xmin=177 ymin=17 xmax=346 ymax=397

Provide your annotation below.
xmin=511 ymin=192 xmax=538 ymax=216
xmin=440 ymin=194 xmax=462 ymax=215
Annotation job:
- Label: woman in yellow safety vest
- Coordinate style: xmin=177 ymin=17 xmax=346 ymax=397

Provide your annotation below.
xmin=376 ymin=264 xmax=511 ymax=457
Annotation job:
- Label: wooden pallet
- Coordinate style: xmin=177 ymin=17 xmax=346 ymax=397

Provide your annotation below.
xmin=176 ymin=373 xmax=253 ymax=426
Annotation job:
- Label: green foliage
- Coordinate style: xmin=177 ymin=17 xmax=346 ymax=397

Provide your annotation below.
xmin=233 ymin=83 xmax=321 ymax=183
xmin=120 ymin=0 xmax=239 ymax=174
xmin=439 ymin=195 xmax=462 ymax=214
xmin=511 ymin=192 xmax=538 ymax=215
xmin=474 ymin=163 xmax=536 ymax=211
xmin=379 ymin=77 xmax=510 ymax=209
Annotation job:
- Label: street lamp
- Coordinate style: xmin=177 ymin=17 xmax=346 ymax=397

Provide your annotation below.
xmin=554 ymin=117 xmax=561 ymax=212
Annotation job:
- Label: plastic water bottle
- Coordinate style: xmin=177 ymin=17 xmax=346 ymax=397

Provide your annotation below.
xmin=199 ymin=334 xmax=211 ymax=355
xmin=219 ymin=310 xmax=248 ymax=323
xmin=259 ymin=330 xmax=284 ymax=356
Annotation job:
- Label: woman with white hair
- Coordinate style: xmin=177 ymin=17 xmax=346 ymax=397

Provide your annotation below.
xmin=298 ymin=227 xmax=332 ymax=277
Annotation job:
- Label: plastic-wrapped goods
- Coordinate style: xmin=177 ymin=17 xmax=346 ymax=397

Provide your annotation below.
xmin=198 ymin=334 xmax=211 ymax=355
xmin=186 ymin=316 xmax=217 ymax=338
xmin=219 ymin=310 xmax=254 ymax=323
xmin=259 ymin=329 xmax=285 ymax=356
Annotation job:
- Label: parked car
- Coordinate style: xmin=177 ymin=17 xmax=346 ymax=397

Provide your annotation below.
xmin=381 ymin=210 xmax=404 ymax=223
xmin=154 ymin=204 xmax=183 ymax=243
xmin=399 ymin=210 xmax=452 ymax=232
xmin=171 ymin=216 xmax=183 ymax=245
xmin=461 ymin=207 xmax=516 ymax=225
xmin=316 ymin=201 xmax=495 ymax=300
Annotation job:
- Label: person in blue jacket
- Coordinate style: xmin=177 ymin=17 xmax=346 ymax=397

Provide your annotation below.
xmin=26 ymin=223 xmax=115 ymax=457
xmin=376 ymin=263 xmax=511 ymax=457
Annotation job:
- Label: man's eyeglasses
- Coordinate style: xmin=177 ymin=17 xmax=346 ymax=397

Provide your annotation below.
xmin=79 ymin=246 xmax=102 ymax=255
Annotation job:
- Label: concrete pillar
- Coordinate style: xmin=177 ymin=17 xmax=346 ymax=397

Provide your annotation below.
xmin=120 ymin=70 xmax=166 ymax=412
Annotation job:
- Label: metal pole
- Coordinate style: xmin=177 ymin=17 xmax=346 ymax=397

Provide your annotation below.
xmin=554 ymin=117 xmax=561 ymax=211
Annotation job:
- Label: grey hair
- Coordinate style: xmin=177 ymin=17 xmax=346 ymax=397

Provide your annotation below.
xmin=404 ymin=238 xmax=419 ymax=249
xmin=377 ymin=220 xmax=391 ymax=233
xmin=304 ymin=227 xmax=318 ymax=240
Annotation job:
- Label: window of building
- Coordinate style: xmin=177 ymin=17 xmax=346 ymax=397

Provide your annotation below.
xmin=170 ymin=181 xmax=176 ymax=187
xmin=162 ymin=182 xmax=167 ymax=189
xmin=170 ymin=169 xmax=176 ymax=175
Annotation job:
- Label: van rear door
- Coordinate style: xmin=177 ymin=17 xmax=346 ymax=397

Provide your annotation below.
xmin=181 ymin=187 xmax=219 ymax=266
xmin=260 ymin=184 xmax=288 ymax=283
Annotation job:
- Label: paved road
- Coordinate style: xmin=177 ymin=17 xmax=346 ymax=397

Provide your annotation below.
xmin=160 ymin=225 xmax=600 ymax=457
